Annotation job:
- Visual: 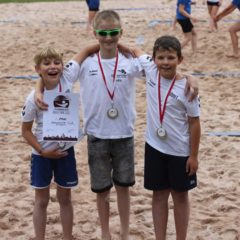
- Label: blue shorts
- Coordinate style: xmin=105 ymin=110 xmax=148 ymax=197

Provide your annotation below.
xmin=144 ymin=143 xmax=197 ymax=192
xmin=87 ymin=136 xmax=135 ymax=193
xmin=207 ymin=1 xmax=220 ymax=6
xmin=31 ymin=147 xmax=78 ymax=189
xmin=86 ymin=0 xmax=100 ymax=11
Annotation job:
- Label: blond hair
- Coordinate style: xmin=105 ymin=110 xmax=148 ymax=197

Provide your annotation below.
xmin=93 ymin=10 xmax=121 ymax=29
xmin=34 ymin=46 xmax=63 ymax=67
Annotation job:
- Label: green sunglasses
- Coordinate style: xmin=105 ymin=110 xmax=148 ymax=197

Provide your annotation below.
xmin=95 ymin=28 xmax=121 ymax=37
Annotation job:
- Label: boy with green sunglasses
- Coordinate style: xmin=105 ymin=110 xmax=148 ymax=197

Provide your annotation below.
xmin=95 ymin=28 xmax=121 ymax=37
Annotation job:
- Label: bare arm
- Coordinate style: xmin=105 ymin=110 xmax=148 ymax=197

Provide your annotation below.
xmin=35 ymin=44 xmax=100 ymax=109
xmin=184 ymin=75 xmax=199 ymax=101
xmin=117 ymin=43 xmax=146 ymax=58
xmin=215 ymin=3 xmax=236 ymax=22
xmin=35 ymin=78 xmax=47 ymax=110
xmin=22 ymin=122 xmax=67 ymax=158
xmin=186 ymin=117 xmax=201 ymax=175
xmin=172 ymin=16 xmax=177 ymax=30
xmin=131 ymin=47 xmax=146 ymax=58
xmin=73 ymin=44 xmax=99 ymax=63
xmin=179 ymin=4 xmax=197 ymax=21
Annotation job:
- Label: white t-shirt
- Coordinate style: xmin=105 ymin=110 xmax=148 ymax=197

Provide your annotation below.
xmin=139 ymin=55 xmax=200 ymax=156
xmin=71 ymin=52 xmax=142 ymax=139
xmin=21 ymin=60 xmax=83 ymax=155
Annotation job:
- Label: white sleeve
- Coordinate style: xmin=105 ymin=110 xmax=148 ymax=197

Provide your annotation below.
xmin=129 ymin=57 xmax=145 ymax=79
xmin=21 ymin=91 xmax=37 ymax=122
xmin=138 ymin=54 xmax=155 ymax=72
xmin=185 ymin=95 xmax=201 ymax=117
xmin=63 ymin=60 xmax=80 ymax=85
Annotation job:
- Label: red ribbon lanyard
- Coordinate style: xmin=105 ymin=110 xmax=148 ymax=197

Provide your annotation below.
xmin=58 ymin=82 xmax=62 ymax=92
xmin=158 ymin=72 xmax=176 ymax=126
xmin=97 ymin=50 xmax=119 ymax=101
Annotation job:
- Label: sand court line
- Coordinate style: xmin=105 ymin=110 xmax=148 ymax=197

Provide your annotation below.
xmin=0 ymin=131 xmax=21 ymax=135
xmin=1 ymin=75 xmax=39 ymax=80
xmin=207 ymin=131 xmax=240 ymax=137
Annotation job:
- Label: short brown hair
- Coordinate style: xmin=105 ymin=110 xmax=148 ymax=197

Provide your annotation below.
xmin=34 ymin=46 xmax=63 ymax=67
xmin=93 ymin=10 xmax=121 ymax=29
xmin=153 ymin=35 xmax=182 ymax=59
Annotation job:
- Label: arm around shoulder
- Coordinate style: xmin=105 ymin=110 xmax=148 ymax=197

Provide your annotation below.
xmin=131 ymin=47 xmax=146 ymax=58
xmin=184 ymin=74 xmax=199 ymax=101
xmin=215 ymin=3 xmax=236 ymax=21
xmin=72 ymin=44 xmax=100 ymax=64
xmin=35 ymin=78 xmax=48 ymax=110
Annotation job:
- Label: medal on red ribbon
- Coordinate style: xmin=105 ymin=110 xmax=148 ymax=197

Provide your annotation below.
xmin=157 ymin=73 xmax=176 ymax=139
xmin=97 ymin=50 xmax=119 ymax=119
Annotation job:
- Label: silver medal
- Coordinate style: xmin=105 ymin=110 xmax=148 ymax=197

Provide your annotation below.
xmin=157 ymin=127 xmax=167 ymax=139
xmin=107 ymin=107 xmax=118 ymax=119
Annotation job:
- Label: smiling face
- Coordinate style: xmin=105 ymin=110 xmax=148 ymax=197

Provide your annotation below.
xmin=35 ymin=57 xmax=63 ymax=90
xmin=93 ymin=10 xmax=122 ymax=58
xmin=34 ymin=47 xmax=63 ymax=90
xmin=152 ymin=36 xmax=183 ymax=79
xmin=154 ymin=48 xmax=183 ymax=80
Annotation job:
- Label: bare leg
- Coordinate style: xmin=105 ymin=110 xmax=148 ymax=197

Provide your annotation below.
xmin=207 ymin=5 xmax=214 ymax=32
xmin=152 ymin=190 xmax=170 ymax=240
xmin=115 ymin=185 xmax=130 ymax=240
xmin=181 ymin=32 xmax=192 ymax=49
xmin=97 ymin=190 xmax=111 ymax=240
xmin=210 ymin=6 xmax=219 ymax=32
xmin=57 ymin=186 xmax=73 ymax=240
xmin=191 ymin=28 xmax=197 ymax=54
xmin=226 ymin=22 xmax=240 ymax=58
xmin=87 ymin=10 xmax=98 ymax=31
xmin=171 ymin=190 xmax=190 ymax=240
xmin=33 ymin=188 xmax=50 ymax=240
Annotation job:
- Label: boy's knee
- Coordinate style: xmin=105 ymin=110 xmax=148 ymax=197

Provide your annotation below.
xmin=57 ymin=194 xmax=71 ymax=206
xmin=57 ymin=190 xmax=71 ymax=206
xmin=97 ymin=190 xmax=110 ymax=203
xmin=35 ymin=198 xmax=49 ymax=209
xmin=228 ymin=26 xmax=237 ymax=34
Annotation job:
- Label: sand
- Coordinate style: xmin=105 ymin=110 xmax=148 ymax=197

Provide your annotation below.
xmin=0 ymin=0 xmax=239 ymax=239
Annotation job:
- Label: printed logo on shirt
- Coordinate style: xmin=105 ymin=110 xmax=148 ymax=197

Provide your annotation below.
xmin=116 ymin=69 xmax=127 ymax=82
xmin=89 ymin=69 xmax=98 ymax=76
xmin=170 ymin=92 xmax=179 ymax=100
xmin=147 ymin=79 xmax=156 ymax=88
xmin=146 ymin=56 xmax=153 ymax=62
xmin=22 ymin=105 xmax=26 ymax=116
xmin=65 ymin=62 xmax=73 ymax=68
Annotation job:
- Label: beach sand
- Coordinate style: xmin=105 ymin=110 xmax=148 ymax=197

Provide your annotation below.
xmin=0 ymin=0 xmax=239 ymax=239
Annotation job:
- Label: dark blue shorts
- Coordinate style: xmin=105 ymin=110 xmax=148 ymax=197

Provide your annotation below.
xmin=86 ymin=0 xmax=100 ymax=11
xmin=207 ymin=1 xmax=220 ymax=6
xmin=177 ymin=18 xmax=194 ymax=33
xmin=31 ymin=147 xmax=78 ymax=189
xmin=144 ymin=143 xmax=197 ymax=192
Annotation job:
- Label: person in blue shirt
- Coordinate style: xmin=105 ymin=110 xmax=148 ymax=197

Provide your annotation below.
xmin=214 ymin=0 xmax=240 ymax=58
xmin=176 ymin=0 xmax=198 ymax=54
xmin=86 ymin=0 xmax=100 ymax=31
